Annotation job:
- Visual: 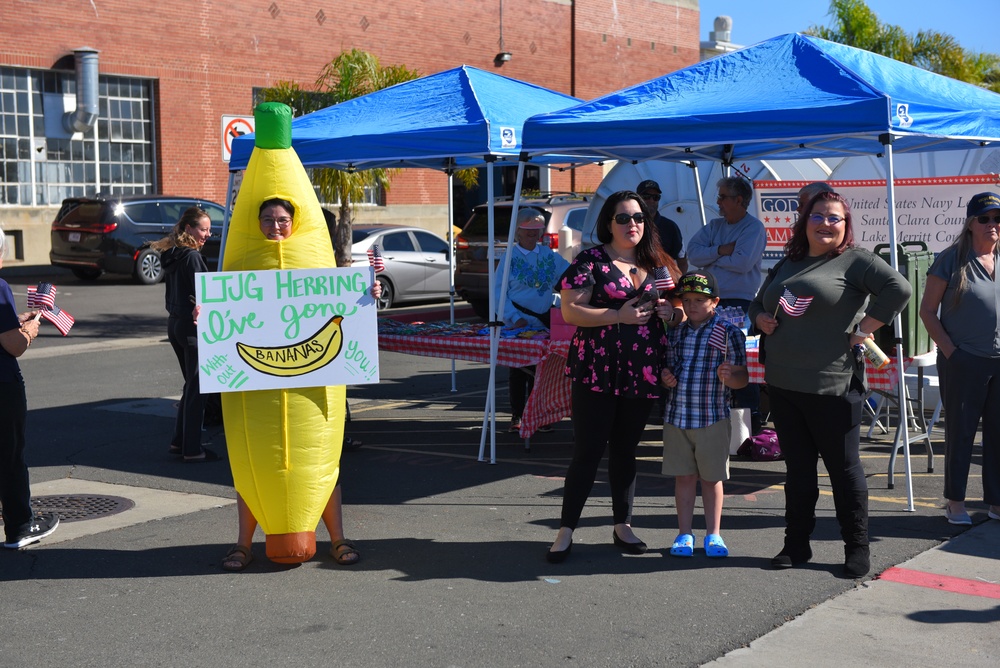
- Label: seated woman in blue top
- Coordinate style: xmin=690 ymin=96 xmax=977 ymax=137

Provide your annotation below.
xmin=496 ymin=207 xmax=569 ymax=433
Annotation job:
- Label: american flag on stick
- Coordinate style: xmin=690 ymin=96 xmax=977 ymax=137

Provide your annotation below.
xmin=707 ymin=321 xmax=728 ymax=354
xmin=39 ymin=305 xmax=75 ymax=336
xmin=778 ymin=288 xmax=813 ymax=317
xmin=653 ymin=266 xmax=675 ymax=294
xmin=26 ymin=282 xmax=56 ymax=310
xmin=367 ymin=245 xmax=385 ymax=273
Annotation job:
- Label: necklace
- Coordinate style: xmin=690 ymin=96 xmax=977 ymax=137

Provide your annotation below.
xmin=610 ymin=248 xmax=639 ymax=275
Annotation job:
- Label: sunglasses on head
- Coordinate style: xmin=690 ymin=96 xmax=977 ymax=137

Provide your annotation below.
xmin=976 ymin=214 xmax=1000 ymax=225
xmin=614 ymin=212 xmax=646 ymax=225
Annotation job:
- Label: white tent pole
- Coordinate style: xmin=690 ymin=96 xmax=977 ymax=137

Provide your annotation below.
xmin=219 ymin=171 xmax=236 ymax=267
xmin=688 ymin=161 xmax=708 ymax=228
xmin=447 ymin=167 xmax=457 ymax=392
xmin=882 ymin=138 xmax=915 ymax=512
xmin=478 ymin=159 xmax=499 ymax=463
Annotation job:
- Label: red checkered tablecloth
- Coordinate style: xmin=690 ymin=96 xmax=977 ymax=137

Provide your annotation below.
xmin=379 ymin=333 xmax=553 ymax=368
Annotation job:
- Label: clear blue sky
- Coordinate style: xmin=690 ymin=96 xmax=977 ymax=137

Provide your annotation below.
xmin=699 ymin=1 xmax=995 ymax=55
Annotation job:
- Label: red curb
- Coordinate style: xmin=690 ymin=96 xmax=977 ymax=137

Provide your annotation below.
xmin=878 ymin=566 xmax=1000 ymax=600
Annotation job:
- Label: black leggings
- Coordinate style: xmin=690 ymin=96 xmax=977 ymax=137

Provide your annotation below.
xmin=560 ymin=383 xmax=653 ymax=529
xmin=168 ymin=316 xmax=207 ymax=457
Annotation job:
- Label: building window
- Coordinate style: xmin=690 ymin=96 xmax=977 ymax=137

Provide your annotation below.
xmin=0 ymin=66 xmax=155 ymax=206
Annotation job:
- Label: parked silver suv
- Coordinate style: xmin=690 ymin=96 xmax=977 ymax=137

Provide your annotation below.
xmin=453 ymin=193 xmax=590 ymax=320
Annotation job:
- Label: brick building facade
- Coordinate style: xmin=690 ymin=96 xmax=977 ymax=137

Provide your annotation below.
xmin=0 ymin=0 xmax=699 ymax=266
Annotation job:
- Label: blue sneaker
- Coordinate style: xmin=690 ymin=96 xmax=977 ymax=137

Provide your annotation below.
xmin=704 ymin=533 xmax=729 ymax=558
xmin=670 ymin=533 xmax=694 ymax=557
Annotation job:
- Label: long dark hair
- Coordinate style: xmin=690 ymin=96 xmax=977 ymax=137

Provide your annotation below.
xmin=784 ymin=191 xmax=855 ymax=261
xmin=150 ymin=206 xmax=210 ymax=252
xmin=595 ymin=190 xmax=671 ymax=272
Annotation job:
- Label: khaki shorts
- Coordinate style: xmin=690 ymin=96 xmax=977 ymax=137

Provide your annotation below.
xmin=662 ymin=419 xmax=731 ymax=481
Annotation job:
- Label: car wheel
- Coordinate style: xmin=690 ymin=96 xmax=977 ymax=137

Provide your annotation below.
xmin=468 ymin=298 xmax=489 ymax=321
xmin=133 ymin=248 xmax=164 ymax=285
xmin=71 ymin=267 xmax=102 ymax=281
xmin=376 ymin=277 xmax=394 ymax=309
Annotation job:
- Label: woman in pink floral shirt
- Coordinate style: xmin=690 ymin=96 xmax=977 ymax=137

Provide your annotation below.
xmin=546 ymin=190 xmax=681 ymax=563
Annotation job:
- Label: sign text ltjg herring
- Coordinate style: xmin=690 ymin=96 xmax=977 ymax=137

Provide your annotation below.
xmin=196 ymin=267 xmax=379 ymax=393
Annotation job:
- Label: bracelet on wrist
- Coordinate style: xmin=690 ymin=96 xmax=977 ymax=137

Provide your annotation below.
xmin=854 ymin=324 xmax=872 ymax=338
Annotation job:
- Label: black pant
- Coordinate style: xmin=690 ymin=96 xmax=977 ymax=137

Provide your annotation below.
xmin=508 ymin=366 xmax=535 ymax=419
xmin=938 ymin=348 xmax=1000 ymax=505
xmin=168 ymin=316 xmax=206 ymax=457
xmin=769 ymin=383 xmax=868 ymax=547
xmin=0 ymin=378 xmax=32 ymax=541
xmin=560 ymin=383 xmax=653 ymax=529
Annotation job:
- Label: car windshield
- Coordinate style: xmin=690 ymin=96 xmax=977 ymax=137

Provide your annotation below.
xmin=352 ymin=228 xmax=380 ymax=244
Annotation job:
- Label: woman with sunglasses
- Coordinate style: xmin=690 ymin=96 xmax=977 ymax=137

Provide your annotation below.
xmin=749 ymin=191 xmax=910 ymax=578
xmin=546 ymin=190 xmax=681 ymax=563
xmin=919 ymin=192 xmax=1000 ymax=526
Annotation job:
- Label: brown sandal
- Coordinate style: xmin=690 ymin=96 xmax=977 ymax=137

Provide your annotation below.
xmin=222 ymin=544 xmax=253 ymax=572
xmin=330 ymin=539 xmax=360 ymax=565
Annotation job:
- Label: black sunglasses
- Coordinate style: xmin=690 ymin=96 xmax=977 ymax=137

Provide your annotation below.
xmin=614 ymin=212 xmax=646 ymax=225
xmin=640 ymin=192 xmax=661 ymax=201
xmin=976 ymin=214 xmax=1000 ymax=225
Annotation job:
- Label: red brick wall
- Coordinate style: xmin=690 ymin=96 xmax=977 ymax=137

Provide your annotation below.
xmin=1 ymin=0 xmax=698 ymax=205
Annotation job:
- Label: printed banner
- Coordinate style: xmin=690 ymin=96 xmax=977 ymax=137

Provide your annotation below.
xmin=755 ymin=174 xmax=1000 ymax=260
xmin=196 ymin=267 xmax=379 ymax=393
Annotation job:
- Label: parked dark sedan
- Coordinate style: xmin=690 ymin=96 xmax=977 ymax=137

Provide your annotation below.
xmin=49 ymin=194 xmax=226 ymax=284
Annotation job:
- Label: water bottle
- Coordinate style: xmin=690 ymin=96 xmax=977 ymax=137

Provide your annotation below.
xmin=861 ymin=337 xmax=890 ymax=370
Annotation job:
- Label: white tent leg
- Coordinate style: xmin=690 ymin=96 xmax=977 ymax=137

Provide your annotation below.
xmin=882 ymin=140 xmax=915 ymax=512
xmin=447 ymin=169 xmax=457 ymax=392
xmin=219 ymin=171 xmax=237 ymax=266
xmin=479 ymin=159 xmax=499 ymax=463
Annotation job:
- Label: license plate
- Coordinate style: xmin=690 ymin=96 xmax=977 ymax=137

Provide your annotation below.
xmin=68 ymin=232 xmax=81 ymax=242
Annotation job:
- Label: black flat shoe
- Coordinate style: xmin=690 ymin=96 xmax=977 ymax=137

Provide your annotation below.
xmin=613 ymin=529 xmax=648 ymax=555
xmin=546 ymin=540 xmax=573 ymax=563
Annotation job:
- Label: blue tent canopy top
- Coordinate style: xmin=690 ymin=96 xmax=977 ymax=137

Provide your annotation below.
xmin=521 ymin=33 xmax=1000 ymax=163
xmin=229 ymin=65 xmax=584 ymax=171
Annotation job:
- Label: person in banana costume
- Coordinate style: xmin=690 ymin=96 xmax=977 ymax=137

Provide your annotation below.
xmin=219 ymin=103 xmax=378 ymax=570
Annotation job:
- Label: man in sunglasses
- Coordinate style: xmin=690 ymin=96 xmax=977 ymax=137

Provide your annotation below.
xmin=637 ymin=179 xmax=688 ymax=274
xmin=687 ymin=176 xmax=767 ymax=434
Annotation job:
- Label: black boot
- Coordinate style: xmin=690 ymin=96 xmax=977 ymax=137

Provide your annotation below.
xmin=844 ymin=544 xmax=870 ymax=578
xmin=771 ymin=540 xmax=812 ymax=569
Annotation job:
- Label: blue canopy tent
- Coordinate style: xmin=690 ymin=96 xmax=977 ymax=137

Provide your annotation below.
xmin=518 ymin=33 xmax=1000 ymax=509
xmin=224 ymin=65 xmax=588 ymax=463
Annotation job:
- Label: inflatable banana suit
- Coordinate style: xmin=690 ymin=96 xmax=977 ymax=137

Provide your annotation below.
xmin=222 ymin=102 xmax=345 ymax=563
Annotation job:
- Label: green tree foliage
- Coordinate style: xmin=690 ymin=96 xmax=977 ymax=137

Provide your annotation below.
xmin=257 ymin=50 xmax=419 ymax=266
xmin=808 ymin=0 xmax=1000 ymax=93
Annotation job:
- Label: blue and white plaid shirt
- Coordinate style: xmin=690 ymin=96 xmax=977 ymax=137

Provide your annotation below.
xmin=663 ymin=314 xmax=747 ymax=430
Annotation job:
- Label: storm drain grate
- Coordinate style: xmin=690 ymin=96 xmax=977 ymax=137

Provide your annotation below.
xmin=22 ymin=494 xmax=135 ymax=523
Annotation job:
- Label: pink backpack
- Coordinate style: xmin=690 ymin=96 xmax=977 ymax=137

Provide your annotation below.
xmin=737 ymin=429 xmax=783 ymax=461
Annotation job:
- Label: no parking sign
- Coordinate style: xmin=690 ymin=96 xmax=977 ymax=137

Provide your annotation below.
xmin=221 ymin=115 xmax=254 ymax=162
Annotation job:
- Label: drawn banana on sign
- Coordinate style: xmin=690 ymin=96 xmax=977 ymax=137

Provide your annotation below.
xmin=220 ymin=102 xmax=345 ymax=564
xmin=236 ymin=315 xmax=345 ymax=377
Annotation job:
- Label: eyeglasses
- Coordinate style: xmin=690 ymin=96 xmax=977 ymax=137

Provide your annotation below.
xmin=260 ymin=216 xmax=292 ymax=229
xmin=614 ymin=212 xmax=646 ymax=225
xmin=808 ymin=214 xmax=845 ymax=225
xmin=976 ymin=214 xmax=1000 ymax=225
xmin=716 ymin=194 xmax=739 ymax=202
xmin=640 ymin=192 xmax=661 ymax=202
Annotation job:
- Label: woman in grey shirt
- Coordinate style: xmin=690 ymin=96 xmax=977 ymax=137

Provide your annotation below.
xmin=750 ymin=191 xmax=910 ymax=578
xmin=919 ymin=192 xmax=1000 ymax=526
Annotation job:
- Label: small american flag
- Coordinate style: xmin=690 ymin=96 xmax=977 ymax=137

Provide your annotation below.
xmin=39 ymin=305 xmax=75 ymax=336
xmin=367 ymin=245 xmax=385 ymax=273
xmin=653 ymin=266 xmax=675 ymax=294
xmin=707 ymin=321 xmax=728 ymax=354
xmin=26 ymin=283 xmax=57 ymax=310
xmin=778 ymin=288 xmax=813 ymax=317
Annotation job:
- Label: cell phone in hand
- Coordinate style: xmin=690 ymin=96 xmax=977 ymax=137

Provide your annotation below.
xmin=634 ymin=291 xmax=657 ymax=311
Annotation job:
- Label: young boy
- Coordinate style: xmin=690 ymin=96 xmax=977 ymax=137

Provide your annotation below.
xmin=660 ymin=271 xmax=749 ymax=558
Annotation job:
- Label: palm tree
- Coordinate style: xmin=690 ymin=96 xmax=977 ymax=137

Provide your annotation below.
xmin=258 ymin=50 xmax=420 ymax=266
xmin=809 ymin=0 xmax=1000 ymax=93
